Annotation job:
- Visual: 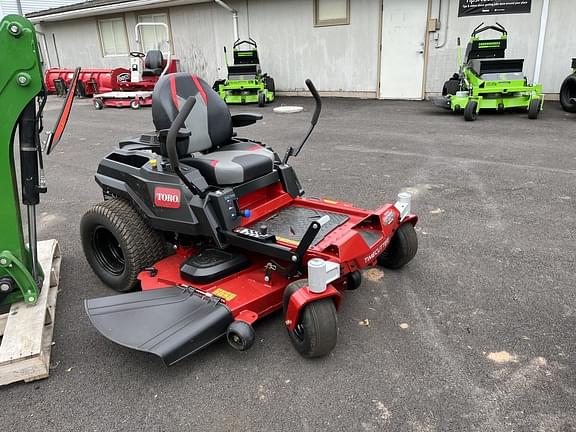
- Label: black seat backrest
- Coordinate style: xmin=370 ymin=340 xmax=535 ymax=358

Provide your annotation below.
xmin=465 ymin=38 xmax=507 ymax=61
xmin=152 ymin=73 xmax=233 ymax=156
xmin=145 ymin=50 xmax=164 ymax=69
xmin=233 ymin=49 xmax=260 ymax=65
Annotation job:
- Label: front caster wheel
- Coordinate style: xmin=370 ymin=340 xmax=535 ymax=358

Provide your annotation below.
xmin=283 ymin=279 xmax=338 ymax=358
xmin=346 ymin=270 xmax=362 ymax=290
xmin=527 ymin=99 xmax=541 ymax=120
xmin=464 ymin=101 xmax=478 ymax=121
xmin=227 ymin=321 xmax=255 ymax=351
xmin=258 ymin=91 xmax=266 ymax=107
xmin=377 ymin=223 xmax=418 ymax=269
xmin=130 ymin=99 xmax=141 ymax=110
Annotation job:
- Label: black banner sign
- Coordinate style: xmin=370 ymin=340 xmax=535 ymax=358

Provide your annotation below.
xmin=458 ymin=0 xmax=532 ymax=17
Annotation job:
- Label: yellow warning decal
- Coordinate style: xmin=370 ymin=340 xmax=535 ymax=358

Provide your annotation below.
xmin=323 ymin=199 xmax=339 ymax=205
xmin=213 ymin=288 xmax=237 ymax=301
xmin=276 ymin=236 xmax=300 ymax=246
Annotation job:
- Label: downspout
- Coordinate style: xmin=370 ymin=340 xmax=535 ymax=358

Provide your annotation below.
xmin=214 ymin=0 xmax=239 ymax=42
xmin=533 ymin=0 xmax=549 ymax=83
xmin=435 ymin=0 xmax=450 ymax=48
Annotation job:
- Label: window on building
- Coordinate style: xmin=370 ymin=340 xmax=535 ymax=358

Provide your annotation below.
xmin=98 ymin=17 xmax=129 ymax=57
xmin=314 ymin=0 xmax=350 ymax=27
xmin=137 ymin=13 xmax=170 ymax=52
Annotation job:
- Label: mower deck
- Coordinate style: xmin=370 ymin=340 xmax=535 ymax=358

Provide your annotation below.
xmin=85 ymin=196 xmax=411 ymax=365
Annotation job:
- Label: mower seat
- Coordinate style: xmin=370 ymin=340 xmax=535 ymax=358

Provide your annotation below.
xmin=152 ymin=73 xmax=274 ymax=186
xmin=143 ymin=50 xmax=164 ymax=77
xmin=181 ymin=141 xmax=274 ymax=185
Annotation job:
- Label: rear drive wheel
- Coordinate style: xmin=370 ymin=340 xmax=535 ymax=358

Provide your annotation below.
xmin=264 ymin=76 xmax=275 ymax=98
xmin=377 ymin=223 xmax=418 ymax=270
xmin=528 ymin=98 xmax=541 ymax=120
xmin=258 ymin=91 xmax=266 ymax=107
xmin=212 ymin=79 xmax=226 ymax=93
xmin=464 ymin=101 xmax=478 ymax=121
xmin=560 ymin=75 xmax=576 ymax=113
xmin=80 ymin=198 xmax=167 ymax=292
xmin=442 ymin=79 xmax=460 ymax=96
xmin=283 ymin=279 xmax=338 ymax=358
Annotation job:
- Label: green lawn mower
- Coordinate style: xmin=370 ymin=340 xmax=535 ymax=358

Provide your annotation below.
xmin=560 ymin=58 xmax=576 ymax=113
xmin=213 ymin=38 xmax=275 ymax=107
xmin=433 ymin=23 xmax=543 ymax=121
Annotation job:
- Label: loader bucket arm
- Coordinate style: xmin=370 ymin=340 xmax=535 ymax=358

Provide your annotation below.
xmin=0 ymin=15 xmax=45 ymax=304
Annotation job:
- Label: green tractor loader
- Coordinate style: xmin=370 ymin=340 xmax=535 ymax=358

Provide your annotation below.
xmin=0 ymin=15 xmax=78 ymax=306
xmin=433 ymin=22 xmax=543 ymax=121
xmin=560 ymin=58 xmax=576 ymax=113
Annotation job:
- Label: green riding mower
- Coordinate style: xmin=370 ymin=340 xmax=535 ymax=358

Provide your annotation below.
xmin=560 ymin=58 xmax=576 ymax=113
xmin=433 ymin=23 xmax=543 ymax=121
xmin=213 ymin=38 xmax=275 ymax=107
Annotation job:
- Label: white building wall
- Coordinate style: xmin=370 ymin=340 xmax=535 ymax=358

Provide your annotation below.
xmin=1 ymin=0 xmax=79 ymax=16
xmin=38 ymin=0 xmax=380 ymax=94
xmin=538 ymin=2 xmax=576 ymax=93
xmin=168 ymin=0 xmax=380 ymax=93
xmin=36 ymin=0 xmax=576 ymax=96
xmin=426 ymin=0 xmax=576 ymax=95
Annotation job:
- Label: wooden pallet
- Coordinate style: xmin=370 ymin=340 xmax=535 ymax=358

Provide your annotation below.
xmin=0 ymin=240 xmax=61 ymax=386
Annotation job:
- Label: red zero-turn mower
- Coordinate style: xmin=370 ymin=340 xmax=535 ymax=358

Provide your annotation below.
xmin=82 ymin=73 xmax=418 ymax=365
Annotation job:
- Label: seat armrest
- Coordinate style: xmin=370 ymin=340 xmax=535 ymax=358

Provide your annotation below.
xmin=231 ymin=113 xmax=263 ymax=128
xmin=158 ymin=128 xmax=191 ymax=142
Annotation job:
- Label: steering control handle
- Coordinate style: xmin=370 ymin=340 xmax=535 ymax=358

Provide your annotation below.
xmin=166 ymin=97 xmax=205 ymax=196
xmin=305 ymin=79 xmax=322 ymax=126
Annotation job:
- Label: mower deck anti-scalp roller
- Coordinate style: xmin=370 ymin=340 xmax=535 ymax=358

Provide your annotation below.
xmin=82 ymin=72 xmax=419 ymax=365
xmin=432 ymin=22 xmax=543 ymax=121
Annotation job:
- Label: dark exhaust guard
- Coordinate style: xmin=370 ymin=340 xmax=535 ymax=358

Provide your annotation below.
xmin=85 ymin=287 xmax=233 ymax=366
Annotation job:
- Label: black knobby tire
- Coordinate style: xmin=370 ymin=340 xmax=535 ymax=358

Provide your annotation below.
xmin=442 ymin=79 xmax=460 ymax=96
xmin=346 ymin=270 xmax=362 ymax=290
xmin=377 ymin=223 xmax=418 ymax=270
xmin=283 ymin=279 xmax=338 ymax=358
xmin=264 ymin=76 xmax=275 ymax=95
xmin=527 ymin=98 xmax=541 ymax=120
xmin=560 ymin=74 xmax=576 ymax=113
xmin=212 ymin=79 xmax=226 ymax=92
xmin=464 ymin=101 xmax=478 ymax=121
xmin=80 ymin=198 xmax=167 ymax=292
xmin=258 ymin=91 xmax=266 ymax=107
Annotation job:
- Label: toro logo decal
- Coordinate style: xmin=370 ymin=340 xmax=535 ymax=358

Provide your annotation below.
xmin=117 ymin=73 xmax=130 ymax=82
xmin=154 ymin=187 xmax=181 ymax=209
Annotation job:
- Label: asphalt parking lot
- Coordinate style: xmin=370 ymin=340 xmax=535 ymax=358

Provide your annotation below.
xmin=2 ymin=95 xmax=576 ymax=431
